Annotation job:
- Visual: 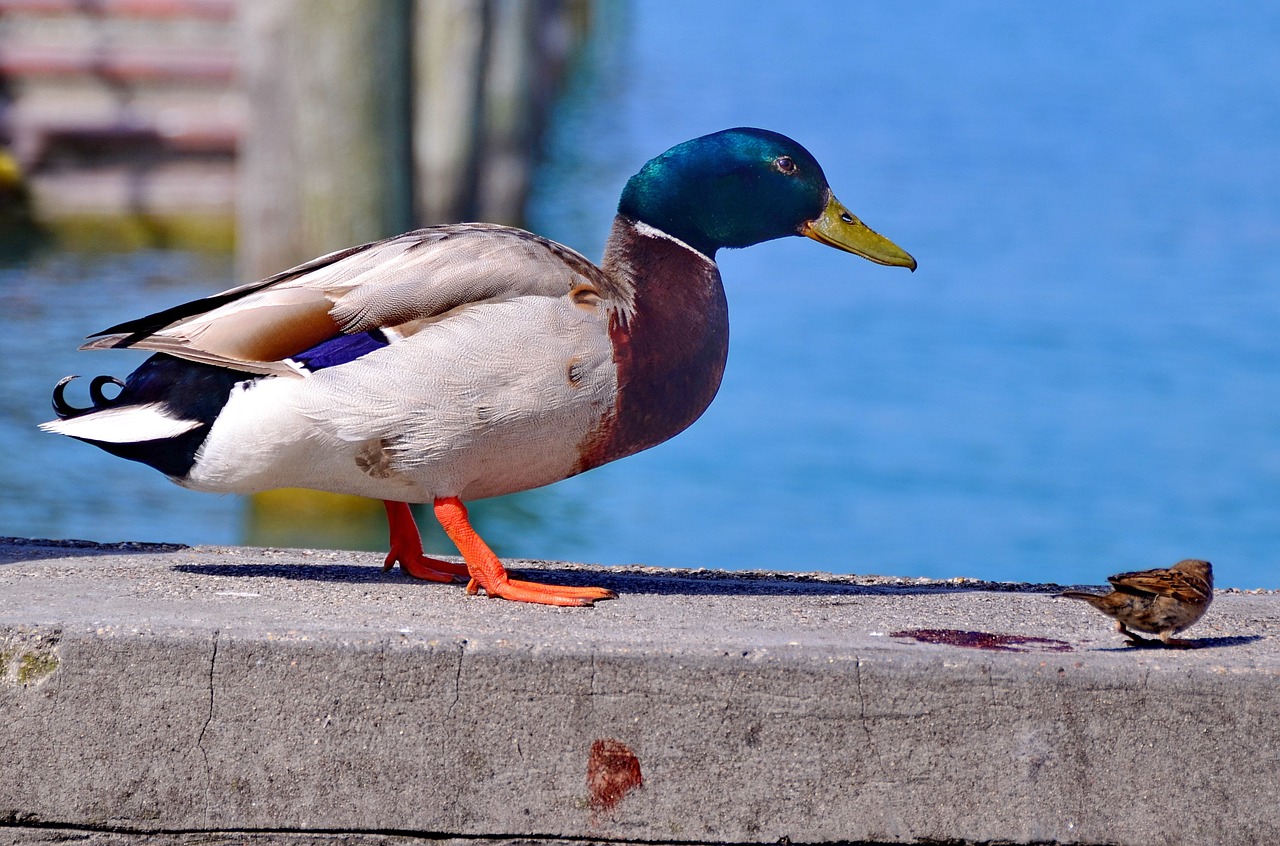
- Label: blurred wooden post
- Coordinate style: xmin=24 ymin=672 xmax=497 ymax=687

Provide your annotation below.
xmin=237 ymin=0 xmax=413 ymax=280
xmin=412 ymin=0 xmax=488 ymax=225
xmin=412 ymin=0 xmax=585 ymax=228
xmin=475 ymin=0 xmax=539 ymax=225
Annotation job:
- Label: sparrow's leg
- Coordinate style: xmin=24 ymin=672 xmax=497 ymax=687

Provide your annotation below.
xmin=1118 ymin=623 xmax=1159 ymax=647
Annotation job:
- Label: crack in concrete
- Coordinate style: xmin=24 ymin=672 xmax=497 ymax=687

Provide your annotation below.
xmin=41 ymin=628 xmax=64 ymax=722
xmin=447 ymin=639 xmax=465 ymax=719
xmin=1 ymin=819 xmax=901 ymax=846
xmin=853 ymin=654 xmax=885 ymax=775
xmin=196 ymin=628 xmax=219 ymax=824
xmin=1059 ymin=679 xmax=1090 ymax=830
xmin=1138 ymin=665 xmax=1153 ymax=712
xmin=717 ymin=665 xmax=741 ymax=741
xmin=375 ymin=637 xmax=388 ymax=694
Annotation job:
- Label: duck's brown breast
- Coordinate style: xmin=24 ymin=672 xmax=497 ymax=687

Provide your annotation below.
xmin=576 ymin=218 xmax=729 ymax=471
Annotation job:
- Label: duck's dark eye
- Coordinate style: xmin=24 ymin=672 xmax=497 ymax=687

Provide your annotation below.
xmin=774 ymin=155 xmax=797 ymax=175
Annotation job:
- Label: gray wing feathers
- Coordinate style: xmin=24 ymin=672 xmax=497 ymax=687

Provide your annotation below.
xmin=89 ymin=224 xmax=605 ymax=368
xmin=326 ymin=226 xmax=590 ymax=333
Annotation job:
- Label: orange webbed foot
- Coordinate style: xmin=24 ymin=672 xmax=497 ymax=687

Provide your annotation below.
xmin=465 ymin=576 xmax=618 ymax=607
xmin=382 ymin=500 xmax=469 ymax=583
xmin=436 ymin=496 xmax=617 ymax=607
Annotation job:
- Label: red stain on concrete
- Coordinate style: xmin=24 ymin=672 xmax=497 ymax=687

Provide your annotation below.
xmin=892 ymin=628 xmax=1073 ymax=653
xmin=587 ymin=738 xmax=643 ymax=811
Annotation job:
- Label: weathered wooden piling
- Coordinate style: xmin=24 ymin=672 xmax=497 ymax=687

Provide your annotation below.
xmin=236 ymin=0 xmax=414 ymax=278
xmin=413 ymin=0 xmax=488 ymax=227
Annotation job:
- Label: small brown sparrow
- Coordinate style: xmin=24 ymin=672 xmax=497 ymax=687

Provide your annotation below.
xmin=1059 ymin=559 xmax=1213 ymax=648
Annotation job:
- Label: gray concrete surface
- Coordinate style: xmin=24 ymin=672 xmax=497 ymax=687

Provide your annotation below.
xmin=1 ymin=536 xmax=1277 ymax=846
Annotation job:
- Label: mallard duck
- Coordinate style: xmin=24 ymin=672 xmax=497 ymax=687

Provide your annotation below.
xmin=41 ymin=127 xmax=916 ymax=606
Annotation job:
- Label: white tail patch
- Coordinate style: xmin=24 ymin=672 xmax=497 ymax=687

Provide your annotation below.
xmin=40 ymin=403 xmax=202 ymax=443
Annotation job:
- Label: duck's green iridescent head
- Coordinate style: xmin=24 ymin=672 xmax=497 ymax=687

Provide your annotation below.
xmin=619 ymin=127 xmax=915 ymax=270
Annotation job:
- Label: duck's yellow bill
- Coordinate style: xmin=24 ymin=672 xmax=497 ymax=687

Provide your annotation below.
xmin=801 ymin=193 xmax=917 ymax=271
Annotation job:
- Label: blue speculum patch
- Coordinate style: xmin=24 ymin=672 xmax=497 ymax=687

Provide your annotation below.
xmin=291 ymin=330 xmax=390 ymax=372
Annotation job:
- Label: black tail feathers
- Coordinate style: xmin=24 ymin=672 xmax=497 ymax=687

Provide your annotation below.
xmin=51 ymin=374 xmax=127 ymax=420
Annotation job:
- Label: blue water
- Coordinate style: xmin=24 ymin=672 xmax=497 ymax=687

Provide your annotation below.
xmin=4 ymin=1 xmax=1280 ymax=587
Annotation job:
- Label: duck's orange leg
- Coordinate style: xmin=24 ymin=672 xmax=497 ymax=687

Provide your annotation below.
xmin=433 ymin=496 xmax=617 ymax=606
xmin=381 ymin=500 xmax=469 ymax=582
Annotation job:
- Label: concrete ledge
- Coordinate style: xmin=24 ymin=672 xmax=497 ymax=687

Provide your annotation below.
xmin=1 ymin=537 xmax=1278 ymax=846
